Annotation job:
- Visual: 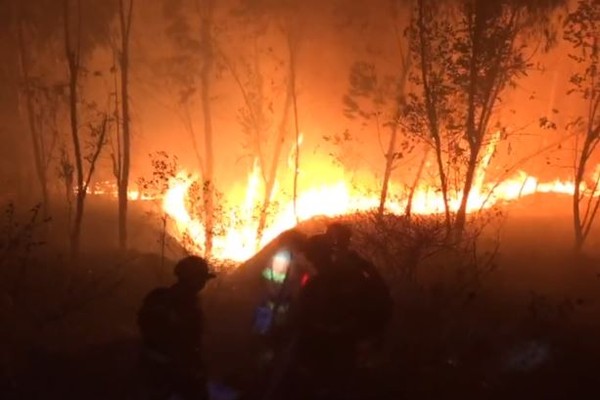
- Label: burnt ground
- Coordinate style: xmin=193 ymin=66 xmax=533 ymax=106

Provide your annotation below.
xmin=2 ymin=195 xmax=600 ymax=399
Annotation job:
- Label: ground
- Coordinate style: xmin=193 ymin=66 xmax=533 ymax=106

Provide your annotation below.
xmin=1 ymin=195 xmax=600 ymax=399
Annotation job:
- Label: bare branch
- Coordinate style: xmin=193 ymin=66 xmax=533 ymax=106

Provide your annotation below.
xmin=83 ymin=115 xmax=109 ymax=193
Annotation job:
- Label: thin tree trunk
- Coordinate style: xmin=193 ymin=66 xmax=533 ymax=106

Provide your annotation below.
xmin=15 ymin=7 xmax=50 ymax=218
xmin=454 ymin=3 xmax=481 ymax=240
xmin=65 ymin=177 xmax=74 ymax=231
xmin=405 ymin=147 xmax=429 ymax=217
xmin=72 ymin=190 xmax=85 ymax=259
xmin=417 ymin=0 xmax=451 ymax=232
xmin=59 ymin=148 xmax=74 ymax=239
xmin=112 ymin=51 xmax=122 ymax=183
xmin=433 ymin=137 xmax=451 ymax=231
xmin=379 ymin=33 xmax=411 ymax=217
xmin=573 ymin=138 xmax=591 ymax=252
xmin=379 ymin=123 xmax=399 ymax=216
xmin=288 ymin=31 xmax=301 ymax=224
xmin=454 ymin=7 xmax=513 ymax=240
xmin=64 ymin=0 xmax=84 ymax=259
xmin=581 ymin=171 xmax=600 ymax=244
xmin=454 ymin=146 xmax=480 ymax=238
xmin=574 ymin=53 xmax=600 ymax=252
xmin=256 ymin=81 xmax=294 ymax=246
xmin=200 ymin=0 xmax=215 ymax=258
xmin=118 ymin=0 xmax=134 ymax=252
xmin=182 ymin=103 xmax=204 ymax=175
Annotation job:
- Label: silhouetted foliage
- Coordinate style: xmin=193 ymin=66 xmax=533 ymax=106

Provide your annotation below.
xmin=563 ymin=0 xmax=600 ymax=252
xmin=405 ymin=0 xmax=566 ymax=236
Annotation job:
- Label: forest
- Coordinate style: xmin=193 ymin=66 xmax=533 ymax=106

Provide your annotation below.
xmin=1 ymin=0 xmax=600 ymax=398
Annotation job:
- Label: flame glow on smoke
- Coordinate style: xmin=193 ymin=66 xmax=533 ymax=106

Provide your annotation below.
xmin=81 ymin=131 xmax=600 ymax=263
xmin=158 ymin=134 xmax=600 ymax=262
xmin=161 ymin=168 xmax=598 ymax=262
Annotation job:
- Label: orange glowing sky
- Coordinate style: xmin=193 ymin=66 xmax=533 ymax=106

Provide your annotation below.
xmin=114 ymin=0 xmax=588 ymax=196
xmin=67 ymin=0 xmax=600 ymax=261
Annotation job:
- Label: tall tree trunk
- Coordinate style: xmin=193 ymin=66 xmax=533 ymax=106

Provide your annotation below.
xmin=182 ymin=103 xmax=204 ymax=174
xmin=573 ymin=137 xmax=592 ymax=253
xmin=64 ymin=0 xmax=84 ymax=259
xmin=454 ymin=5 xmax=481 ymax=241
xmin=72 ymin=188 xmax=85 ymax=259
xmin=417 ymin=0 xmax=451 ymax=232
xmin=379 ymin=41 xmax=411 ymax=217
xmin=454 ymin=146 xmax=480 ymax=238
xmin=15 ymin=5 xmax=50 ymax=218
xmin=573 ymin=57 xmax=600 ymax=252
xmin=118 ymin=0 xmax=134 ymax=252
xmin=256 ymin=81 xmax=294 ymax=246
xmin=405 ymin=147 xmax=429 ymax=217
xmin=288 ymin=31 xmax=301 ymax=224
xmin=200 ymin=0 xmax=215 ymax=258
xmin=379 ymin=123 xmax=399 ymax=216
xmin=433 ymin=136 xmax=452 ymax=231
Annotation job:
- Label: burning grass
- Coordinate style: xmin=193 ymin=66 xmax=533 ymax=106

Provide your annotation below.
xmin=157 ymin=161 xmax=600 ymax=263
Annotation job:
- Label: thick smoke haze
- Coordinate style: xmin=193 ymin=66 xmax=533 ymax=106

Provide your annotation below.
xmin=0 ymin=0 xmax=590 ymax=202
xmin=2 ymin=2 xmax=600 ymax=399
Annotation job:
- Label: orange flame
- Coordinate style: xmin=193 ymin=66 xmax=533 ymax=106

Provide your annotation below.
xmin=161 ymin=170 xmax=600 ymax=263
xmin=82 ymin=134 xmax=600 ymax=263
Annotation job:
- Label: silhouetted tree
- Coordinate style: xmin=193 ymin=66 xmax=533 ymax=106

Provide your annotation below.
xmin=61 ymin=0 xmax=117 ymax=257
xmin=9 ymin=0 xmax=62 ymax=217
xmin=227 ymin=0 xmax=302 ymax=246
xmin=340 ymin=0 xmax=418 ymax=218
xmin=14 ymin=2 xmax=49 ymax=217
xmin=162 ymin=0 xmax=217 ymax=258
xmin=63 ymin=0 xmax=87 ymax=258
xmin=114 ymin=0 xmax=134 ymax=252
xmin=564 ymin=0 xmax=600 ymax=252
xmin=288 ymin=25 xmax=302 ymax=224
xmin=406 ymin=0 xmax=565 ymax=238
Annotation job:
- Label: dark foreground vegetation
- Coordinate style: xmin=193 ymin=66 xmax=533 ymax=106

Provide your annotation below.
xmin=1 ymin=198 xmax=600 ymax=400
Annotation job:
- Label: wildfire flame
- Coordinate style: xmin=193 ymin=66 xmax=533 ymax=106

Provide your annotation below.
xmin=158 ymin=134 xmax=600 ymax=263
